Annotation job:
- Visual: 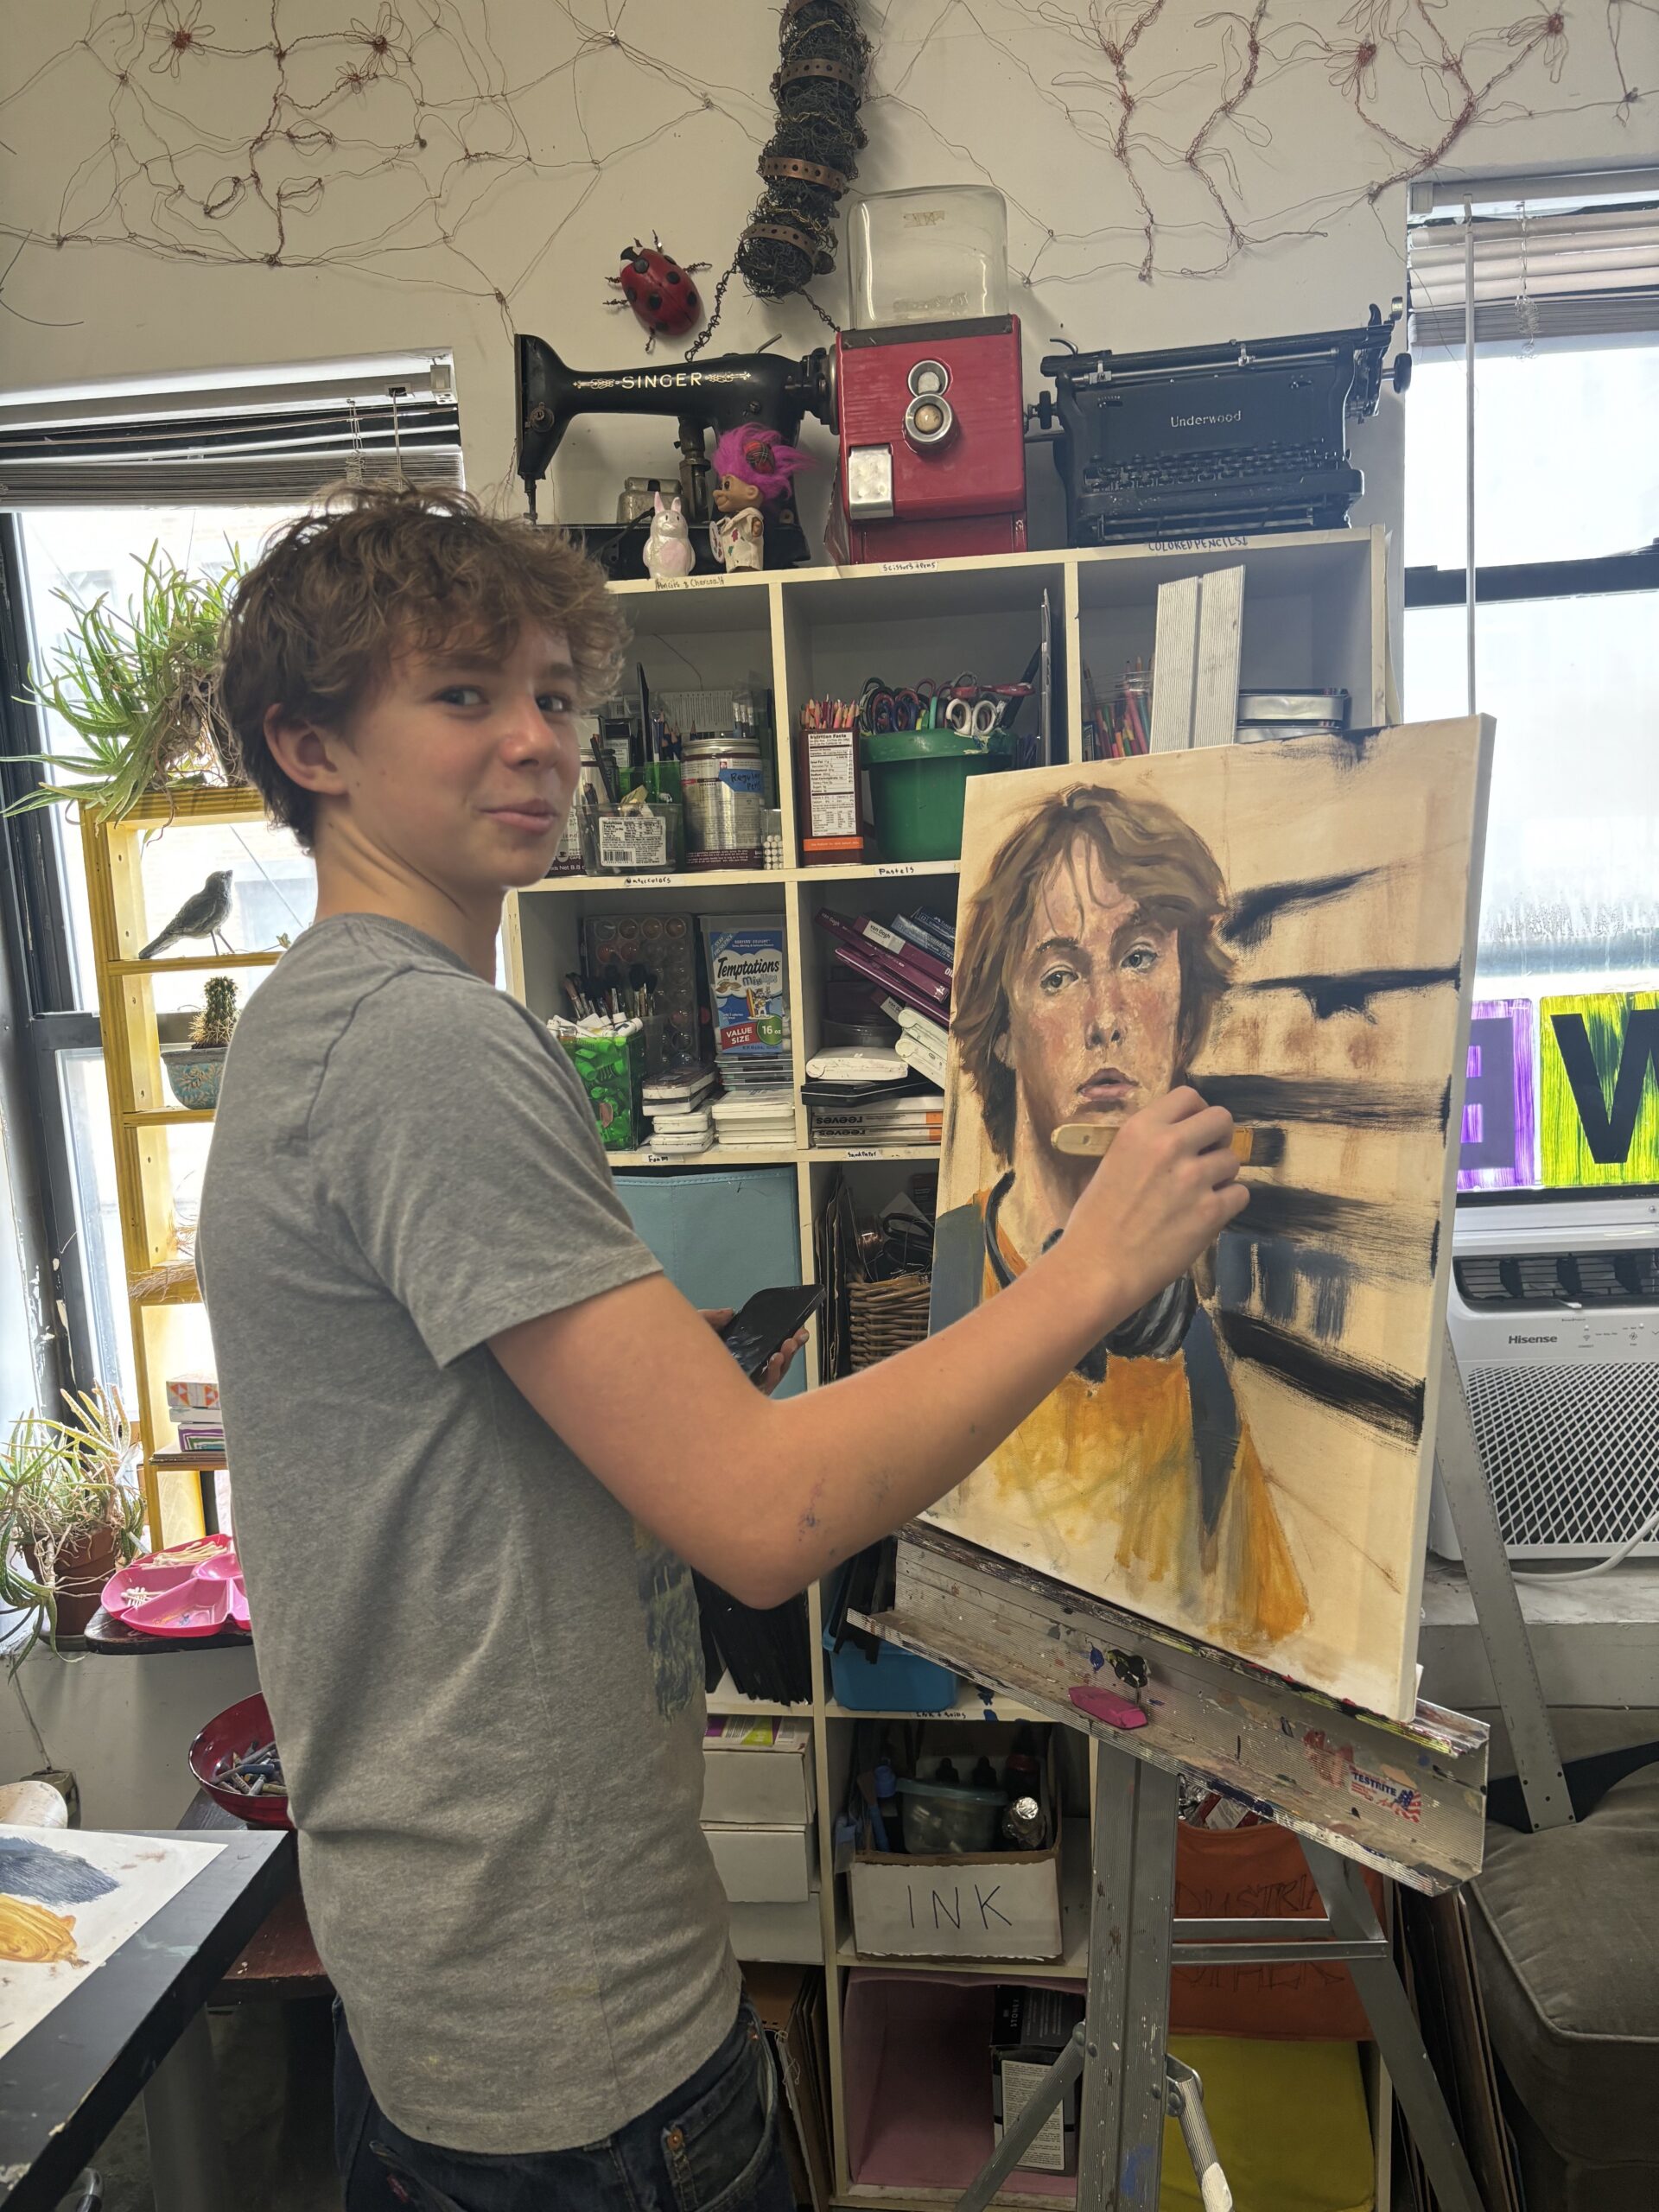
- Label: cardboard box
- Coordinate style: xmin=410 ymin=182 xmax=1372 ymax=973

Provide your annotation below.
xmin=705 ymin=1821 xmax=816 ymax=1905
xmin=703 ymin=1718 xmax=816 ymax=1827
xmin=848 ymin=1732 xmax=1064 ymax=1961
xmin=165 ymin=1373 xmax=219 ymax=1413
xmin=991 ymin=1985 xmax=1084 ymax=2174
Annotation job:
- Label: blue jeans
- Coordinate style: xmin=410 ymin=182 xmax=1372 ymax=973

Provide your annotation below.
xmin=335 ymin=1999 xmax=797 ymax=2212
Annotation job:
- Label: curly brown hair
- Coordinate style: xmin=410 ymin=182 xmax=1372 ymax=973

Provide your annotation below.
xmin=954 ymin=784 xmax=1234 ymax=1162
xmin=217 ymin=482 xmax=627 ymax=851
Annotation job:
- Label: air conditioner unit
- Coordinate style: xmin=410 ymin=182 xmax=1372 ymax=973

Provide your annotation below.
xmin=1431 ymin=1192 xmax=1659 ymax=1561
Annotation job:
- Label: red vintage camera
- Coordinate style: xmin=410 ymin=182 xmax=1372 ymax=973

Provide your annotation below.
xmin=826 ymin=317 xmax=1028 ymax=564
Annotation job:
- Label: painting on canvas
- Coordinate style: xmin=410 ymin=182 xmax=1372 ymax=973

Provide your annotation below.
xmin=928 ymin=718 xmax=1492 ymax=1720
xmin=0 ymin=1825 xmax=225 ymax=2060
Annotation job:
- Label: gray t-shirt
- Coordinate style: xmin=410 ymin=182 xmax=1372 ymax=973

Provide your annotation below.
xmin=196 ymin=914 xmax=739 ymax=2154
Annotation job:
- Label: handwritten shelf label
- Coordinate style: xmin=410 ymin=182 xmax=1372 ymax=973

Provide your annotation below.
xmin=876 ymin=863 xmax=918 ymax=877
xmin=877 ymin=559 xmax=939 ymax=576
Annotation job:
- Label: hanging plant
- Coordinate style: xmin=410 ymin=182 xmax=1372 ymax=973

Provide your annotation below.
xmin=689 ymin=0 xmax=869 ymax=355
xmin=4 ymin=546 xmax=244 ymax=825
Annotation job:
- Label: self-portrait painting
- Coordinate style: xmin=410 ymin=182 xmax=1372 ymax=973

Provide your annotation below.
xmin=929 ymin=719 xmax=1492 ymax=1720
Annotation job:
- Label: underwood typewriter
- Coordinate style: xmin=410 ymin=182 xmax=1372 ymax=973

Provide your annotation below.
xmin=1039 ymin=302 xmax=1408 ymax=544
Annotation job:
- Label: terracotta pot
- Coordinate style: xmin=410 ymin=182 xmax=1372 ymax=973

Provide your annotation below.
xmin=23 ymin=1525 xmax=121 ymax=1637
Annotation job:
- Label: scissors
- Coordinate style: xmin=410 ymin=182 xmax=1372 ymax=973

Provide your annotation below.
xmin=946 ymin=696 xmax=1002 ymax=740
xmin=860 ymin=679 xmax=924 ymax=733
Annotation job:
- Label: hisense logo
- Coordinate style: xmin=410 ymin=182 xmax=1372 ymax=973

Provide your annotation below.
xmin=1171 ymin=409 xmax=1243 ymax=429
xmin=1509 ymin=1332 xmax=1557 ymax=1344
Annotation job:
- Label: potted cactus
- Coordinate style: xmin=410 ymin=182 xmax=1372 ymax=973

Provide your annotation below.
xmin=162 ymin=975 xmax=238 ymax=1110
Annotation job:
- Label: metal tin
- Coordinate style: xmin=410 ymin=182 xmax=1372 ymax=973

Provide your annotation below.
xmin=683 ymin=734 xmax=765 ymax=866
xmin=1236 ymin=688 xmax=1350 ymax=725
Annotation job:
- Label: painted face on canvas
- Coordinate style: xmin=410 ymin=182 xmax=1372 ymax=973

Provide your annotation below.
xmin=1000 ymin=836 xmax=1182 ymax=1154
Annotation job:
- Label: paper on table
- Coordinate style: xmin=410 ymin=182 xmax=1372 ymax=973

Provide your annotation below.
xmin=0 ymin=1825 xmax=226 ymax=2060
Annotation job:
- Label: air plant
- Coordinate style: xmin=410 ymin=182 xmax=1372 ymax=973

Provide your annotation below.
xmin=0 ymin=1388 xmax=145 ymax=1665
xmin=4 ymin=546 xmax=244 ymax=825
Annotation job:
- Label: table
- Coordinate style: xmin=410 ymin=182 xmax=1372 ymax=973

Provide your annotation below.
xmin=0 ymin=1826 xmax=293 ymax=2212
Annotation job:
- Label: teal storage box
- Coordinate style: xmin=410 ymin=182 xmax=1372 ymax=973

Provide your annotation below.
xmin=613 ymin=1166 xmax=806 ymax=1398
xmin=825 ymin=1627 xmax=957 ymax=1713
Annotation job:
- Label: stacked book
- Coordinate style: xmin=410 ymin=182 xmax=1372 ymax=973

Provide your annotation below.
xmin=167 ymin=1373 xmax=225 ymax=1455
xmin=642 ymin=1064 xmax=719 ymax=1156
xmin=808 ymin=906 xmax=954 ymax=1150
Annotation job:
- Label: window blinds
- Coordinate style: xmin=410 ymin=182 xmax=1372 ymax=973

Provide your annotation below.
xmin=0 ymin=355 xmax=461 ymax=507
xmin=1408 ymin=200 xmax=1659 ymax=349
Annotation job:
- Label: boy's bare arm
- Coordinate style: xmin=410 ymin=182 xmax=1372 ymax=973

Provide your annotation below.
xmin=492 ymin=1090 xmax=1247 ymax=1608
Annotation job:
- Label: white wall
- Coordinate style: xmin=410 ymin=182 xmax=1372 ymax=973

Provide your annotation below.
xmin=0 ymin=1 xmax=1648 ymax=1823
xmin=0 ymin=0 xmax=1647 ymax=523
xmin=2 ymin=1641 xmax=261 ymax=1828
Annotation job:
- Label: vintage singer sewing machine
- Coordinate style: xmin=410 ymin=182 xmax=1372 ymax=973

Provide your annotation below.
xmin=515 ymin=334 xmax=833 ymax=570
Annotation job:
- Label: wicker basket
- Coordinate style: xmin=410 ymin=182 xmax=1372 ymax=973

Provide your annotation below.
xmin=849 ymin=1274 xmax=931 ymax=1369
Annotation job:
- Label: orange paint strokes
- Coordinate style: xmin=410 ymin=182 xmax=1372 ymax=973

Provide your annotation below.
xmin=0 ymin=1891 xmax=83 ymax=1966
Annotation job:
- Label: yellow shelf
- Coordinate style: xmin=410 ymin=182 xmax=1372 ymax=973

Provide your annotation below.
xmin=130 ymin=1270 xmax=201 ymax=1307
xmin=111 ymin=949 xmax=283 ymax=976
xmin=105 ymin=785 xmax=266 ymax=829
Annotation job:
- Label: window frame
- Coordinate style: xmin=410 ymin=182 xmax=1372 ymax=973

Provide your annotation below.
xmin=0 ymin=514 xmax=110 ymax=1399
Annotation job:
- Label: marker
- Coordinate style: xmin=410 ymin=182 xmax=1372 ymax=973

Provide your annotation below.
xmin=1053 ymin=1122 xmax=1285 ymax=1166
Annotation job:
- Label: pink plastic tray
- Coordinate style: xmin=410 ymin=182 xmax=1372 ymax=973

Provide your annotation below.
xmin=101 ymin=1533 xmax=251 ymax=1638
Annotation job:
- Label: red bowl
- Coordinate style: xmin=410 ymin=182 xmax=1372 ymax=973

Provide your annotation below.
xmin=188 ymin=1691 xmax=292 ymax=1828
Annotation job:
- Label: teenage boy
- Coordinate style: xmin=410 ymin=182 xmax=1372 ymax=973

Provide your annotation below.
xmin=200 ymin=485 xmax=1248 ymax=2212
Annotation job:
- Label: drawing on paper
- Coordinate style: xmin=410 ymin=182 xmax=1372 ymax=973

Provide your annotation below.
xmin=0 ymin=1826 xmax=225 ymax=2061
xmin=929 ymin=720 xmax=1491 ymax=1720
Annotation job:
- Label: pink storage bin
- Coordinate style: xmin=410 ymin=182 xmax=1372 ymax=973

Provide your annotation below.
xmin=842 ymin=1968 xmax=1084 ymax=2201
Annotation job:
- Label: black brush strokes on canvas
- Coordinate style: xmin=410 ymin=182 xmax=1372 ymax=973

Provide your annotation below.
xmin=1243 ymin=965 xmax=1461 ymax=1020
xmin=1237 ymin=1185 xmax=1439 ymax=1281
xmin=1198 ymin=1073 xmax=1446 ymax=1129
xmin=0 ymin=1834 xmax=119 ymax=1907
xmin=1217 ymin=1230 xmax=1354 ymax=1343
xmin=1221 ymin=870 xmax=1378 ymax=950
xmin=1217 ymin=1312 xmax=1426 ymax=1442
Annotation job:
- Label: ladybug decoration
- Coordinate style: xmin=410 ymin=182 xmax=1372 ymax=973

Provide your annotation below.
xmin=604 ymin=235 xmax=711 ymax=351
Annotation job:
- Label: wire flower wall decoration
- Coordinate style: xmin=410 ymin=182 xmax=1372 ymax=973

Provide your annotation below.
xmin=0 ymin=0 xmax=1647 ymax=338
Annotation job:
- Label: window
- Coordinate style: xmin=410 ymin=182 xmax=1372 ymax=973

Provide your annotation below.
xmin=1403 ymin=177 xmax=1659 ymax=1197
xmin=0 ymin=356 xmax=461 ymax=1398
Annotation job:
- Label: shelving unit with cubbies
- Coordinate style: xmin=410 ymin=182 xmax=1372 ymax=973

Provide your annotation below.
xmin=80 ymin=530 xmax=1391 ymax=2206
xmin=503 ymin=527 xmax=1392 ymax=2212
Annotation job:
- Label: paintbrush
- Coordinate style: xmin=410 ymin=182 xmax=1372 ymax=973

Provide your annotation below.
xmin=1054 ymin=1122 xmax=1286 ymax=1166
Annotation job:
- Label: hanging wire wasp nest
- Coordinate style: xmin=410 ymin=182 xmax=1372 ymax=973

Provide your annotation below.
xmin=690 ymin=0 xmax=869 ymax=354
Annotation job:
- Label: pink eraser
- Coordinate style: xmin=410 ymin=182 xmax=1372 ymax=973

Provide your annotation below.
xmin=1069 ymin=1683 xmax=1149 ymax=1731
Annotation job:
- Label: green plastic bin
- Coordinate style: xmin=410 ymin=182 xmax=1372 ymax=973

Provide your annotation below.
xmin=864 ymin=727 xmax=1013 ymax=863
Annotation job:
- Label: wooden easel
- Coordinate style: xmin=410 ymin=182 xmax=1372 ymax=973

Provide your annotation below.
xmin=860 ymin=1505 xmax=1491 ymax=2212
xmin=884 ymin=570 xmax=1535 ymax=2209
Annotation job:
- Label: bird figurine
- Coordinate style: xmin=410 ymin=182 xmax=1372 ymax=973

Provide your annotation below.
xmin=139 ymin=869 xmax=235 ymax=961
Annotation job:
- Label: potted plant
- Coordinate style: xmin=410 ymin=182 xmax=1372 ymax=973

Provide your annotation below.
xmin=162 ymin=975 xmax=238 ymax=1110
xmin=0 ymin=1388 xmax=145 ymax=1649
xmin=3 ymin=546 xmax=245 ymax=825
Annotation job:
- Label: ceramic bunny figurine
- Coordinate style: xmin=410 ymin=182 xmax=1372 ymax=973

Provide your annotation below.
xmin=642 ymin=490 xmax=696 ymax=580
